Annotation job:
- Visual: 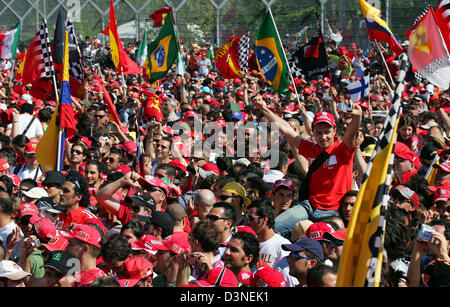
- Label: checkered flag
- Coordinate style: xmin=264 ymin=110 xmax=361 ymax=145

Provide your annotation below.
xmin=39 ymin=20 xmax=55 ymax=78
xmin=288 ymin=57 xmax=305 ymax=79
xmin=22 ymin=20 xmax=56 ymax=85
xmin=238 ymin=32 xmax=250 ymax=75
xmin=66 ymin=16 xmax=85 ymax=83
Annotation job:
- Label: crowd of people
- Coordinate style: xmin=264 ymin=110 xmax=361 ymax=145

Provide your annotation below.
xmin=0 ymin=25 xmax=448 ymax=288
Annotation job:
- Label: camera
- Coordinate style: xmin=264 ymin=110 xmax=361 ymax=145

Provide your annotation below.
xmin=416 ymin=224 xmax=435 ymax=243
xmin=338 ymin=102 xmax=353 ymax=112
xmin=30 ymin=238 xmax=41 ymax=248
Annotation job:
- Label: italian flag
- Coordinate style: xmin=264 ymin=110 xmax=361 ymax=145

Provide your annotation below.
xmin=136 ymin=30 xmax=147 ymax=69
xmin=0 ymin=23 xmax=21 ymax=59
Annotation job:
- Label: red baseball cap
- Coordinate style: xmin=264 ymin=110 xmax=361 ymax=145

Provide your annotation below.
xmin=17 ymin=203 xmax=39 ymax=219
xmin=272 ymin=179 xmax=295 ymax=193
xmin=323 ymin=228 xmax=347 ymax=242
xmin=30 ymin=216 xmax=57 ymax=240
xmin=41 ymin=236 xmax=69 ymax=252
xmin=216 ymin=118 xmax=227 ymax=128
xmin=202 ymin=162 xmax=220 ymax=175
xmin=130 ymin=234 xmax=159 ymax=254
xmin=169 ymin=159 xmax=187 ymax=172
xmin=250 ymin=266 xmax=286 ymax=287
xmin=433 ymin=160 xmax=450 ymax=173
xmin=432 ymin=186 xmax=450 ymax=203
xmin=138 ymin=177 xmax=170 ymax=197
xmin=117 ymin=256 xmax=154 ymax=287
xmin=0 ymin=158 xmax=9 ymax=171
xmin=392 ymin=185 xmax=420 ymax=209
xmin=25 ymin=141 xmax=38 ymax=155
xmin=395 ymin=142 xmax=421 ymax=170
xmin=233 ymin=78 xmax=242 ymax=85
xmin=123 ymin=141 xmax=137 ymax=155
xmin=66 ymin=224 xmax=102 ymax=248
xmin=306 ymin=222 xmax=335 ymax=241
xmin=312 ymin=112 xmax=336 ymax=127
xmin=152 ymin=235 xmax=191 ymax=255
xmin=184 ymin=267 xmax=238 ymax=287
xmin=185 ymin=110 xmax=197 ymax=118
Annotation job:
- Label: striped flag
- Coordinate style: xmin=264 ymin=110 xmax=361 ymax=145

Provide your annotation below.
xmin=336 ymin=53 xmax=410 ymax=287
xmin=0 ymin=23 xmax=21 ymax=59
xmin=35 ymin=30 xmax=73 ymax=172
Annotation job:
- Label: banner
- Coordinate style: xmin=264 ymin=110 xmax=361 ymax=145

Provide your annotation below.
xmin=215 ymin=33 xmax=249 ymax=79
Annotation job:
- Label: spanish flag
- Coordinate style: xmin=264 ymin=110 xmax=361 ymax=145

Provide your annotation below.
xmin=102 ymin=0 xmax=141 ymax=75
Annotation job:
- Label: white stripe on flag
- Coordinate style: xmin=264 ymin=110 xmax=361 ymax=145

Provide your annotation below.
xmin=347 ymin=76 xmax=370 ymax=102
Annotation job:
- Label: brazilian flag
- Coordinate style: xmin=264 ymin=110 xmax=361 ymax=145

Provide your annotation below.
xmin=255 ymin=11 xmax=290 ymax=93
xmin=147 ymin=11 xmax=178 ymax=83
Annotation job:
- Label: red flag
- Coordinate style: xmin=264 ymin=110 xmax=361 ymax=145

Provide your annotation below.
xmin=304 ymin=37 xmax=322 ymax=59
xmin=406 ymin=6 xmax=450 ymax=90
xmin=102 ymin=0 xmax=141 ymax=75
xmin=22 ymin=31 xmax=48 ymax=85
xmin=139 ymin=90 xmax=164 ymax=122
xmin=149 ymin=7 xmax=174 ymax=27
xmin=101 ymin=84 xmax=121 ymax=125
xmin=435 ymin=0 xmax=450 ymax=51
xmin=215 ymin=35 xmax=246 ymax=79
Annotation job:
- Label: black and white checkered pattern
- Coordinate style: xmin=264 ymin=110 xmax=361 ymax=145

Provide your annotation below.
xmin=356 ymin=52 xmax=409 ymax=287
xmin=66 ymin=16 xmax=85 ymax=83
xmin=39 ymin=20 xmax=54 ymax=79
xmin=288 ymin=57 xmax=305 ymax=79
xmin=238 ymin=32 xmax=249 ymax=75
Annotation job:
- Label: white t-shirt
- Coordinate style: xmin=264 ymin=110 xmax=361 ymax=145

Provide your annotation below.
xmin=274 ymin=256 xmax=299 ymax=287
xmin=12 ymin=165 xmax=43 ymax=181
xmin=259 ymin=233 xmax=290 ymax=268
xmin=0 ymin=221 xmax=24 ymax=260
xmin=8 ymin=113 xmax=44 ymax=139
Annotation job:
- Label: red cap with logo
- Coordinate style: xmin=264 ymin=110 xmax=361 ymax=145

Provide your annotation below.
xmin=66 ymin=224 xmax=102 ymax=248
xmin=152 ymin=235 xmax=191 ymax=255
xmin=250 ymin=266 xmax=286 ymax=287
xmin=17 ymin=203 xmax=39 ymax=218
xmin=312 ymin=111 xmax=336 ymax=127
xmin=272 ymin=179 xmax=295 ymax=193
xmin=395 ymin=142 xmax=421 ymax=170
xmin=117 ymin=256 xmax=154 ymax=287
xmin=183 ymin=267 xmax=238 ymax=287
xmin=306 ymin=222 xmax=335 ymax=241
xmin=0 ymin=159 xmax=9 ymax=171
xmin=25 ymin=141 xmax=38 ymax=154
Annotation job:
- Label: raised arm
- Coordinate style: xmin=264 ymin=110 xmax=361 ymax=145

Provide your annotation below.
xmin=343 ymin=103 xmax=363 ymax=150
xmin=251 ymin=94 xmax=302 ymax=150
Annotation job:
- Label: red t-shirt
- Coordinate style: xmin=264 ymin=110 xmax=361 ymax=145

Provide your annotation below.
xmin=298 ymin=137 xmax=354 ymax=211
xmin=55 ymin=207 xmax=101 ymax=230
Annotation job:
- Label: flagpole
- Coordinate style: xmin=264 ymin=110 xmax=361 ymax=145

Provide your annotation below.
xmin=374 ymin=39 xmax=394 ymax=85
xmin=266 ymin=7 xmax=304 ymax=113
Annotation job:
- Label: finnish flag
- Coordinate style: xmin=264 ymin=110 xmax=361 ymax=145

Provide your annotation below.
xmin=347 ymin=76 xmax=370 ymax=102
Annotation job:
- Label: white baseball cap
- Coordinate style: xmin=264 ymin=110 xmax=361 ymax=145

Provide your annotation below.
xmin=0 ymin=261 xmax=31 ymax=281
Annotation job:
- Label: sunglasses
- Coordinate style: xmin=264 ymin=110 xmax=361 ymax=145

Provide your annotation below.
xmin=190 ymin=157 xmax=205 ymax=162
xmin=246 ymin=214 xmax=260 ymax=222
xmin=131 ymin=205 xmax=141 ymax=213
xmin=219 ymin=195 xmax=236 ymax=201
xmin=95 ymin=114 xmax=106 ymax=119
xmin=87 ymin=154 xmax=98 ymax=160
xmin=71 ymin=149 xmax=83 ymax=155
xmin=19 ymin=216 xmax=32 ymax=225
xmin=287 ymin=252 xmax=311 ymax=260
xmin=206 ymin=215 xmax=228 ymax=222
xmin=107 ymin=157 xmax=117 ymax=163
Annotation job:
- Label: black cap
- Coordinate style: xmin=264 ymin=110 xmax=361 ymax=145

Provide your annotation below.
xmin=42 ymin=171 xmax=66 ymax=188
xmin=44 ymin=250 xmax=77 ymax=274
xmin=149 ymin=211 xmax=174 ymax=234
xmin=421 ymin=144 xmax=438 ymax=161
xmin=125 ymin=194 xmax=156 ymax=212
